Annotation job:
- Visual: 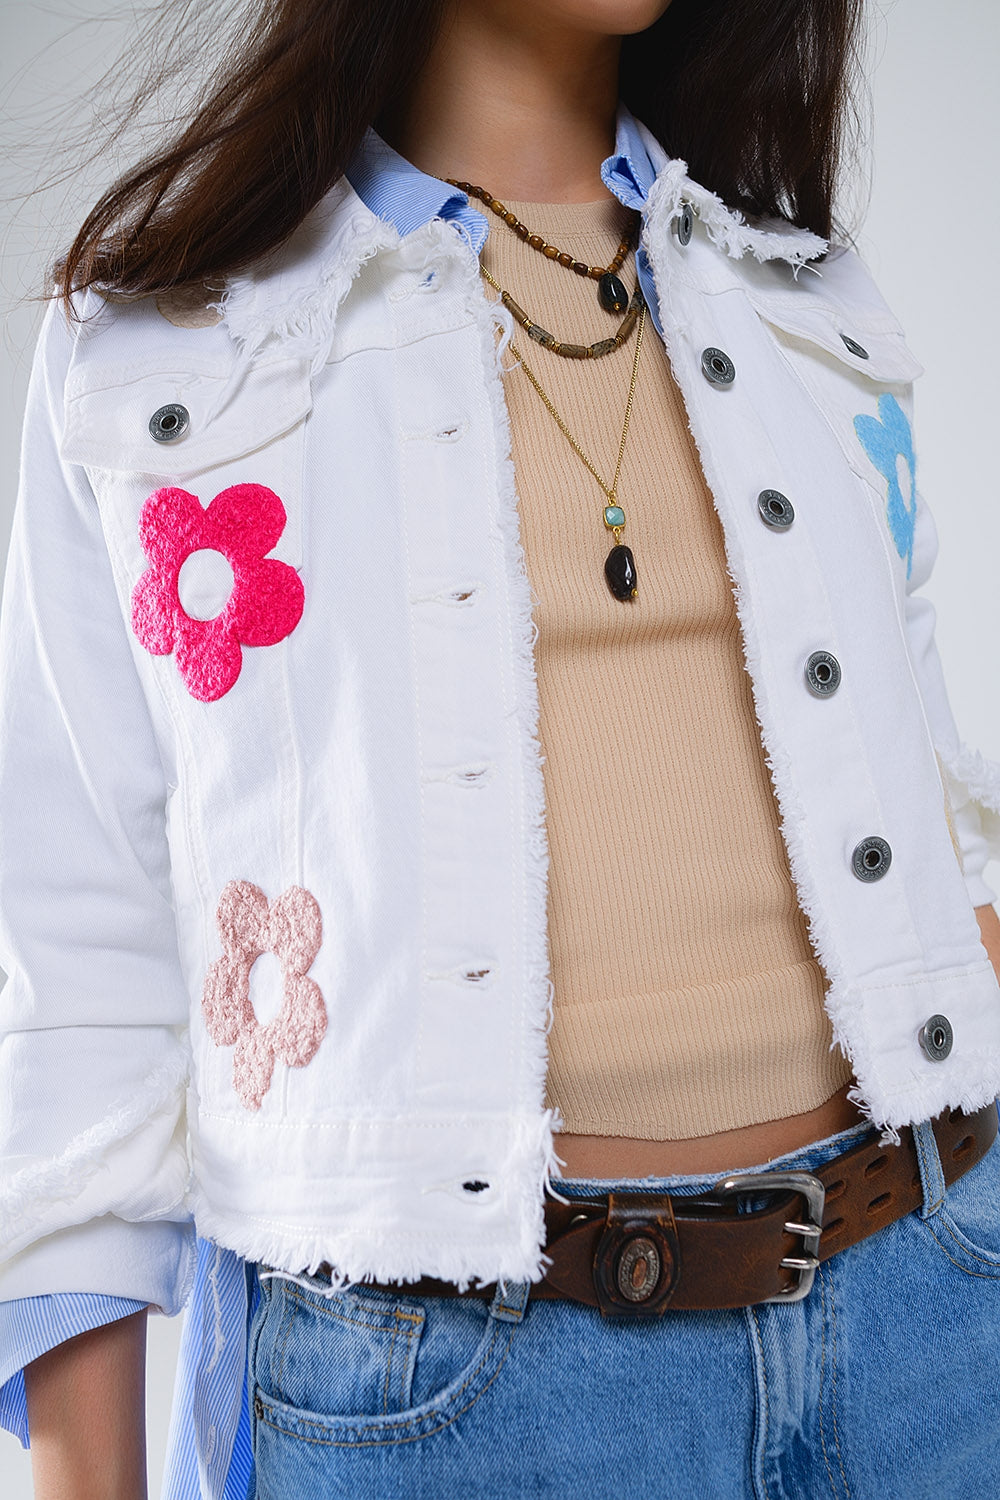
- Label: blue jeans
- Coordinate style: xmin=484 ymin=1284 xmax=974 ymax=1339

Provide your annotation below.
xmin=247 ymin=1115 xmax=1000 ymax=1498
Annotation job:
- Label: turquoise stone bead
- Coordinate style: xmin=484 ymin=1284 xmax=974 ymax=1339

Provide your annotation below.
xmin=604 ymin=504 xmax=626 ymax=529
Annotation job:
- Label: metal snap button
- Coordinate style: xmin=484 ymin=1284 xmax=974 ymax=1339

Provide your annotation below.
xmin=851 ymin=836 xmax=892 ymax=882
xmin=676 ymin=202 xmax=694 ymax=246
xmin=701 ymin=347 xmax=736 ymax=385
xmin=840 ymin=333 xmax=869 ymax=360
xmin=149 ymin=403 xmax=190 ymax=442
xmin=805 ymin=651 xmax=841 ymax=697
xmin=757 ymin=489 xmax=795 ymax=530
xmin=616 ymin=1234 xmax=662 ymax=1303
xmin=918 ymin=1014 xmax=953 ymax=1062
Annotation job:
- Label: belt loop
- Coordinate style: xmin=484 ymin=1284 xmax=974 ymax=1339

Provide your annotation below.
xmin=913 ymin=1118 xmax=946 ymax=1218
xmin=490 ymin=1279 xmax=530 ymax=1324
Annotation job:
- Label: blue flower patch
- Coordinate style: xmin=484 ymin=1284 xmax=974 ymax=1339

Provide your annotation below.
xmin=854 ymin=394 xmax=917 ymax=577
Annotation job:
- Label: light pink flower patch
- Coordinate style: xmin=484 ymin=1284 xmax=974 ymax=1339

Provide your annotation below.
xmin=131 ymin=483 xmax=304 ymax=702
xmin=202 ymin=880 xmax=327 ymax=1110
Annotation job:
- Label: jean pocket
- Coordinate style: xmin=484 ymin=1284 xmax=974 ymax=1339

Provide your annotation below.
xmin=250 ymin=1271 xmax=518 ymax=1447
xmin=919 ymin=1130 xmax=1000 ymax=1278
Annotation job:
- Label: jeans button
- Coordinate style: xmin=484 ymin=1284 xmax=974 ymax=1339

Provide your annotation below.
xmin=840 ymin=333 xmax=869 ymax=360
xmin=851 ymin=836 xmax=892 ymax=881
xmin=805 ymin=651 xmax=841 ymax=697
xmin=149 ymin=403 xmax=190 ymax=442
xmin=918 ymin=1014 xmax=953 ymax=1061
xmin=676 ymin=202 xmax=694 ymax=245
xmin=701 ymin=347 xmax=736 ymax=385
xmin=757 ymin=489 xmax=795 ymax=530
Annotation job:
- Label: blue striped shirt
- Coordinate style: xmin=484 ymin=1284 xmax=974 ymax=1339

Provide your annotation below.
xmin=0 ymin=102 xmax=662 ymax=1495
xmin=346 ymin=101 xmax=663 ymax=333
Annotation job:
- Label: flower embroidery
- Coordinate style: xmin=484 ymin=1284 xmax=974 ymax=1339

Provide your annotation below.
xmin=131 ymin=483 xmax=304 ymax=702
xmin=853 ymin=394 xmax=917 ymax=577
xmin=202 ymin=880 xmax=327 ymax=1110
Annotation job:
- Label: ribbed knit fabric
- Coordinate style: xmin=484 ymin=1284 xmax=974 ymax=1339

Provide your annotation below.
xmin=481 ymin=195 xmax=853 ymax=1139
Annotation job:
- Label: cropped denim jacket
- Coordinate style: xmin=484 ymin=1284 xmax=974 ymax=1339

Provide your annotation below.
xmin=1 ymin=112 xmax=999 ymax=1312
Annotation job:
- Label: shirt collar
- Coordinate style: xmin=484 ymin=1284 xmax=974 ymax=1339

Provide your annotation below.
xmin=223 ymin=103 xmax=826 ymax=364
xmin=601 ymin=100 xmax=658 ymax=211
xmin=345 ymin=100 xmax=660 ymax=253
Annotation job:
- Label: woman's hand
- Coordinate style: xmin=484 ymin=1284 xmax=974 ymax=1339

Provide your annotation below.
xmin=975 ymin=904 xmax=1000 ymax=988
xmin=24 ymin=1307 xmax=148 ymax=1500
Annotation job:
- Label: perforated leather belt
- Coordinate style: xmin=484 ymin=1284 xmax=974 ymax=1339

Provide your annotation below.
xmin=317 ymin=1103 xmax=997 ymax=1316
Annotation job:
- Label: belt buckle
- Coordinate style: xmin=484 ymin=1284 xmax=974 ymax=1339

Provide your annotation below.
xmin=713 ymin=1170 xmax=826 ymax=1304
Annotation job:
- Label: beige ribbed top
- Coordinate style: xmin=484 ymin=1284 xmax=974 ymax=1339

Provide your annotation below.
xmin=480 ymin=194 xmax=852 ymax=1139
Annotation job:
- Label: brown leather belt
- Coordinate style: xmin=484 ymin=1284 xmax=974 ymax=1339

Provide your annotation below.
xmin=318 ymin=1103 xmax=997 ymax=1316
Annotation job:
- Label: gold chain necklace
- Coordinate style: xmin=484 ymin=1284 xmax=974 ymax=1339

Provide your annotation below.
xmin=480 ymin=262 xmax=646 ymax=601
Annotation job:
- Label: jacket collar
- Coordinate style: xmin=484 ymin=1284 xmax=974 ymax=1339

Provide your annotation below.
xmin=219 ymin=108 xmax=827 ymax=362
xmin=632 ymin=115 xmax=827 ymax=269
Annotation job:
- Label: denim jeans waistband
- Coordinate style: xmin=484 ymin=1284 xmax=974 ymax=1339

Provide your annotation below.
xmin=551 ymin=1117 xmax=876 ymax=1201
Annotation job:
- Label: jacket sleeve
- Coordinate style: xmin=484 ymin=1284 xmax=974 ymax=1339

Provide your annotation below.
xmin=0 ymin=1293 xmax=147 ymax=1449
xmin=0 ymin=300 xmax=195 ymax=1313
xmin=903 ymin=466 xmax=1000 ymax=909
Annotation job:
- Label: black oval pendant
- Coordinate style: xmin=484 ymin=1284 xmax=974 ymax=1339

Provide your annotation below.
xmin=598 ymin=271 xmax=628 ymax=315
xmin=605 ymin=544 xmax=637 ymax=600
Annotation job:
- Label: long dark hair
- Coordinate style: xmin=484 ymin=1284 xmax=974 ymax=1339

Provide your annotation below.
xmin=58 ymin=0 xmax=863 ymax=305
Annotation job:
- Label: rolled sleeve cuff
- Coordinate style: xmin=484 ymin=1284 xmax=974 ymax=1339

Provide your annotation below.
xmin=0 ymin=1213 xmax=195 ymax=1315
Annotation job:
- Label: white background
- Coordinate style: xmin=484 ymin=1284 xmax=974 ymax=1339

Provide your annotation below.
xmin=1 ymin=1 xmax=998 ymax=1494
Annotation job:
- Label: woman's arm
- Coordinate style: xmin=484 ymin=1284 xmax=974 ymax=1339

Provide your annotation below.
xmin=0 ymin=301 xmax=193 ymax=1470
xmin=0 ymin=299 xmax=193 ymax=1302
xmin=0 ymin=1292 xmax=148 ymax=1450
xmin=23 ymin=1307 xmax=147 ymax=1500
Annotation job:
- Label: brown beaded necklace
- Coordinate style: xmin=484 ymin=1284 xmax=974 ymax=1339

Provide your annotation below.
xmin=486 ymin=269 xmax=644 ymax=361
xmin=446 ymin=178 xmax=640 ymax=314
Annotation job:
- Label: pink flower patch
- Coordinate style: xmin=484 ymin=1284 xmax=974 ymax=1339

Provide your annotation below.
xmin=202 ymin=880 xmax=327 ymax=1110
xmin=131 ymin=483 xmax=304 ymax=702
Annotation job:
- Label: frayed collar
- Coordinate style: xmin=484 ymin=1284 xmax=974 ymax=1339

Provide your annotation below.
xmin=631 ymin=117 xmax=828 ymax=271
xmin=218 ymin=122 xmax=828 ymax=365
xmin=216 ymin=177 xmax=402 ymax=365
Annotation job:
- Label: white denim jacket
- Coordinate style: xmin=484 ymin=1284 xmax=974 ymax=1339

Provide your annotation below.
xmin=2 ymin=116 xmax=1000 ymax=1304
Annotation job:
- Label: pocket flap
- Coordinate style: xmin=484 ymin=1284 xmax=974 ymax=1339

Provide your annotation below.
xmin=61 ymin=353 xmax=313 ymax=480
xmin=737 ymin=244 xmax=924 ymax=385
xmin=753 ymin=297 xmax=924 ymax=385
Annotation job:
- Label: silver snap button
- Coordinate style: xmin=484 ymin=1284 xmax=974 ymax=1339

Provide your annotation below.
xmin=805 ymin=651 xmax=841 ymax=697
xmin=149 ymin=403 xmax=190 ymax=443
xmin=757 ymin=489 xmax=795 ymax=530
xmin=616 ymin=1235 xmax=662 ymax=1303
xmin=918 ymin=1014 xmax=953 ymax=1062
xmin=701 ymin=347 xmax=736 ymax=386
xmin=851 ymin=836 xmax=892 ymax=882
xmin=840 ymin=334 xmax=869 ymax=360
xmin=676 ymin=202 xmax=694 ymax=246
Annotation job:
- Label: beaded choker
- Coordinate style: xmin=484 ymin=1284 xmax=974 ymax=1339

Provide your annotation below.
xmin=447 ymin=178 xmax=640 ymax=315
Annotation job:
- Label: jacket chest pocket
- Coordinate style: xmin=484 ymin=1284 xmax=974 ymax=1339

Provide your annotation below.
xmin=61 ymin=354 xmax=313 ymax=705
xmin=752 ymin=294 xmax=926 ymax=598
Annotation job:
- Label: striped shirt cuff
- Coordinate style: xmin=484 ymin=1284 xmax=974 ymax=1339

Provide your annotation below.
xmin=0 ymin=1293 xmax=147 ymax=1448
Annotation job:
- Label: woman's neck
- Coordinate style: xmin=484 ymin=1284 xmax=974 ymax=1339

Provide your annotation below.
xmin=377 ymin=3 xmax=622 ymax=203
